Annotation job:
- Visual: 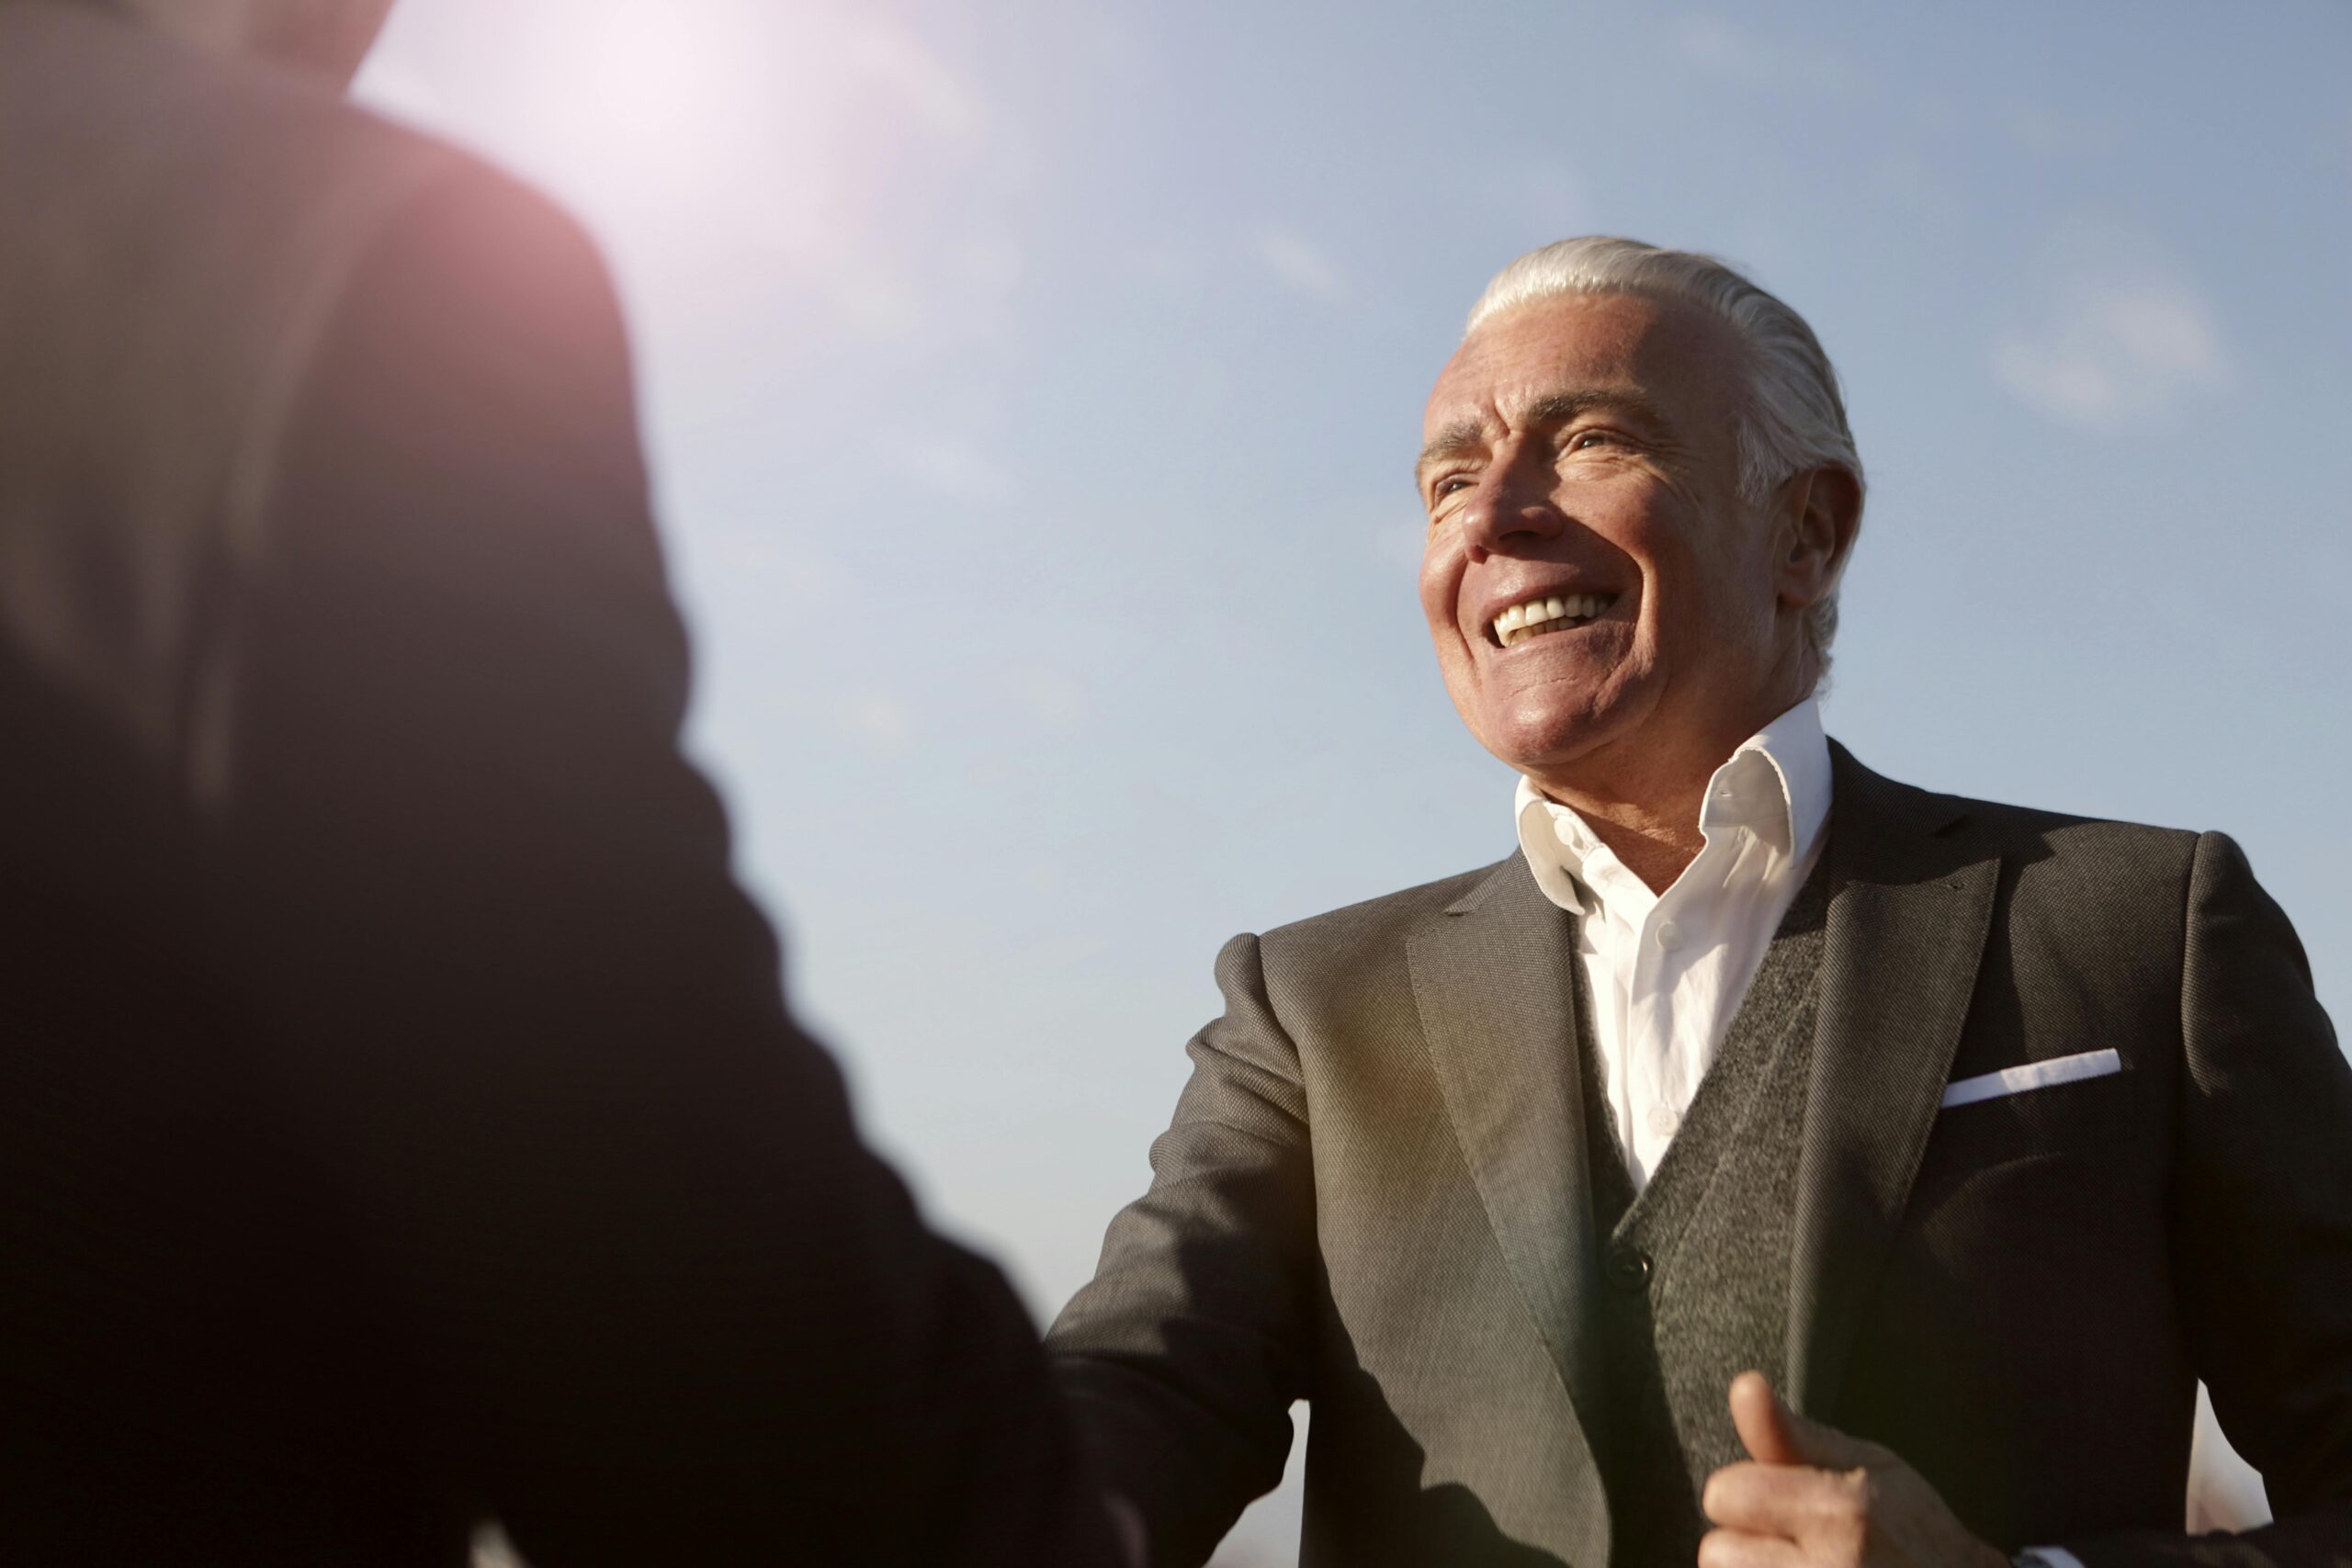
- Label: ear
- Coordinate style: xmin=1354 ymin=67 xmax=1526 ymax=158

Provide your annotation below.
xmin=1770 ymin=465 xmax=1862 ymax=615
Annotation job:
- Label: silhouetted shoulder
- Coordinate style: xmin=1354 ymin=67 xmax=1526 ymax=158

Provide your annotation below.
xmin=0 ymin=0 xmax=624 ymax=767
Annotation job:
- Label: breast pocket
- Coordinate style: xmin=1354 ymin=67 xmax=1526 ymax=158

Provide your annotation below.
xmin=1924 ymin=1053 xmax=2146 ymax=1173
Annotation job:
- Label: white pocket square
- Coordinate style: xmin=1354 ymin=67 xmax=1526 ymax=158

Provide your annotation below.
xmin=1939 ymin=1048 xmax=2122 ymax=1109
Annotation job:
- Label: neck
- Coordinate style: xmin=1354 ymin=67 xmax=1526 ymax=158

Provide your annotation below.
xmin=1532 ymin=670 xmax=1815 ymax=896
xmin=1546 ymin=778 xmax=1709 ymax=895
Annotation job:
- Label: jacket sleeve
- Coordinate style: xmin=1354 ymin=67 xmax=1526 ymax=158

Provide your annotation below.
xmin=2070 ymin=831 xmax=2352 ymax=1567
xmin=199 ymin=160 xmax=1120 ymax=1567
xmin=1046 ymin=931 xmax=1319 ymax=1568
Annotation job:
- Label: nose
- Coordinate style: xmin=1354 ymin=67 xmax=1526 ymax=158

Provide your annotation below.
xmin=1458 ymin=458 xmax=1566 ymax=563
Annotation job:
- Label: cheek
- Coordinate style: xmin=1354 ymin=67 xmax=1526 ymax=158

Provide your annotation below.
xmin=1417 ymin=540 xmax=1463 ymax=632
xmin=1630 ymin=510 xmax=1755 ymax=627
xmin=1690 ymin=535 xmax=1783 ymax=637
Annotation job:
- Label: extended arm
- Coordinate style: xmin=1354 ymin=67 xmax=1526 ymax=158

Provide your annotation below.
xmin=1049 ymin=931 xmax=1319 ymax=1568
xmin=203 ymin=164 xmax=1117 ymax=1565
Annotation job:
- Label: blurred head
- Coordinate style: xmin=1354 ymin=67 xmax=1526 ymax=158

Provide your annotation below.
xmin=1416 ymin=238 xmax=1864 ymax=797
xmin=94 ymin=0 xmax=398 ymax=86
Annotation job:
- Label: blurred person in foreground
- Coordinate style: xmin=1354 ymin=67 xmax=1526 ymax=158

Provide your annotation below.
xmin=0 ymin=1 xmax=1130 ymax=1562
xmin=1048 ymin=238 xmax=2352 ymax=1567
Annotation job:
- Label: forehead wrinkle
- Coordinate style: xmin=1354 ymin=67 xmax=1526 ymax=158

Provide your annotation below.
xmin=1520 ymin=387 xmax=1673 ymax=435
xmin=1416 ymin=386 xmax=1678 ymax=479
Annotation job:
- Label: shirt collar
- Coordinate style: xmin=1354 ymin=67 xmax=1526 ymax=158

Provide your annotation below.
xmin=1513 ymin=696 xmax=1834 ymax=916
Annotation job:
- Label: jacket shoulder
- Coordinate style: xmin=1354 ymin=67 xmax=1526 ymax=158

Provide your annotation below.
xmin=1256 ymin=858 xmax=1519 ymax=967
xmin=1957 ymin=795 xmax=2200 ymax=861
xmin=1843 ymin=774 xmax=2216 ymax=987
xmin=1978 ymin=803 xmax=2206 ymax=944
xmin=1836 ymin=747 xmax=2206 ymax=894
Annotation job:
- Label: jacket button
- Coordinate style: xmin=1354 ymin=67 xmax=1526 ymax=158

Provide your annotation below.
xmin=1606 ymin=1245 xmax=1653 ymax=1292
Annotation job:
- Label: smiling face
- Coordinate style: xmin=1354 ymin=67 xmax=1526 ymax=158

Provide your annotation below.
xmin=1418 ymin=289 xmax=1815 ymax=801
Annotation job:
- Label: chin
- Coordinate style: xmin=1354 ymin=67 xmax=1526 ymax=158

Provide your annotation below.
xmin=1473 ymin=679 xmax=1652 ymax=779
xmin=1479 ymin=708 xmax=1609 ymax=777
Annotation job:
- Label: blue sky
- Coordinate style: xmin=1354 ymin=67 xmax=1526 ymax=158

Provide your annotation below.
xmin=360 ymin=3 xmax=2347 ymax=1556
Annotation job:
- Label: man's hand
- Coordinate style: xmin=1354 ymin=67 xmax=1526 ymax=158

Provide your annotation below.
xmin=1699 ymin=1371 xmax=2007 ymax=1568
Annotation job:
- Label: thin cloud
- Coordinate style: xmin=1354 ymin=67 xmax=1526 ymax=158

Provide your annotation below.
xmin=1994 ymin=270 xmax=2228 ymax=427
xmin=843 ymin=693 xmax=917 ymax=756
xmin=823 ymin=258 xmax=922 ymax=338
xmin=704 ymin=526 xmax=847 ymax=604
xmin=849 ymin=22 xmax=988 ymax=143
xmin=1253 ymin=229 xmax=1350 ymax=304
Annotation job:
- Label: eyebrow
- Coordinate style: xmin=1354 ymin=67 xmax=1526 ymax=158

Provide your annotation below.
xmin=1415 ymin=389 xmax=1673 ymax=478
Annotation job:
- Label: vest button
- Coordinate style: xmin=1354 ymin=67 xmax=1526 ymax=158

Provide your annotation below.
xmin=1606 ymin=1244 xmax=1653 ymax=1292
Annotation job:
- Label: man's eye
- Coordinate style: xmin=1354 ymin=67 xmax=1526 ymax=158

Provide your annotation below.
xmin=1567 ymin=430 xmax=1622 ymax=451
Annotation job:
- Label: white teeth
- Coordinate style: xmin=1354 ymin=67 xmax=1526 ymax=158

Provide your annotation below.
xmin=1489 ymin=591 xmax=1617 ymax=645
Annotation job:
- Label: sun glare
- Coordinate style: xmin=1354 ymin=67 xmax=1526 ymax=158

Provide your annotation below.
xmin=438 ymin=0 xmax=989 ymax=292
xmin=510 ymin=0 xmax=793 ymax=201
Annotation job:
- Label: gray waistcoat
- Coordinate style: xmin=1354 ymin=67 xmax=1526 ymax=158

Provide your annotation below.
xmin=1576 ymin=859 xmax=1832 ymax=1568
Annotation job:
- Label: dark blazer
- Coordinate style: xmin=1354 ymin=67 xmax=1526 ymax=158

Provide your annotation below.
xmin=0 ymin=6 xmax=1117 ymax=1563
xmin=1048 ymin=744 xmax=2352 ymax=1568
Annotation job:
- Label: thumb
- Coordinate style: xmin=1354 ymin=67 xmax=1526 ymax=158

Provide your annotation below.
xmin=1728 ymin=1371 xmax=1871 ymax=1469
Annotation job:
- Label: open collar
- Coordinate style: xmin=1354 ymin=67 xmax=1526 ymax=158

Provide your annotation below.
xmin=1512 ymin=696 xmax=1833 ymax=918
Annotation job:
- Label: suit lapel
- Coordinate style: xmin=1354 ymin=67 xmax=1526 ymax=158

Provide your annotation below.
xmin=1408 ymin=857 xmax=1612 ymax=1562
xmin=1787 ymin=744 xmax=2000 ymax=1419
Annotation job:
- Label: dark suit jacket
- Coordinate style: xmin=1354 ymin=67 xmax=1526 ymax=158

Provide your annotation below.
xmin=0 ymin=6 xmax=1118 ymax=1562
xmin=1049 ymin=744 xmax=2352 ymax=1568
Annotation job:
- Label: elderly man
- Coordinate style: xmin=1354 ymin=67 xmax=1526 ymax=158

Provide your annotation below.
xmin=1047 ymin=237 xmax=2352 ymax=1568
xmin=0 ymin=0 xmax=1130 ymax=1561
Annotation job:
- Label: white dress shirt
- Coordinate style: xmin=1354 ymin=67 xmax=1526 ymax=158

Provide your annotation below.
xmin=1513 ymin=698 xmax=1834 ymax=1191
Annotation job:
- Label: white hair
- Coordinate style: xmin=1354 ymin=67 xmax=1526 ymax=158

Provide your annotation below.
xmin=1466 ymin=236 xmax=1863 ymax=670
